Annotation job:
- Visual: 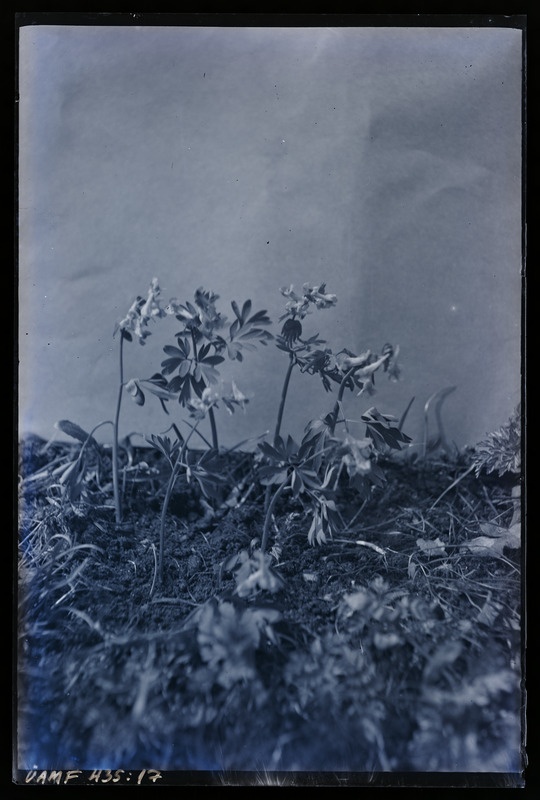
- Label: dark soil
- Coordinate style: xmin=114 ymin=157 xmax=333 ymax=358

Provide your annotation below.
xmin=16 ymin=436 xmax=524 ymax=784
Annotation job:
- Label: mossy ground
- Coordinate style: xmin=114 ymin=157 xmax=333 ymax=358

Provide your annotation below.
xmin=16 ymin=435 xmax=524 ymax=784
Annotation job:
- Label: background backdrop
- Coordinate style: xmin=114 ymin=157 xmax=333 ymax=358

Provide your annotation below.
xmin=18 ymin=24 xmax=523 ymax=454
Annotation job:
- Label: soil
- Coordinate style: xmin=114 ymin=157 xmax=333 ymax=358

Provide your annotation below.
xmin=16 ymin=435 xmax=524 ymax=785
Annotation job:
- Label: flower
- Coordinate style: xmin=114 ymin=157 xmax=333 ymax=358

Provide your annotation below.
xmin=280 ymin=285 xmax=311 ymax=319
xmin=187 ymin=387 xmax=220 ymax=420
xmin=338 ymin=434 xmax=373 ymax=479
xmin=302 ymin=282 xmax=337 ymax=310
xmin=224 ymin=381 xmax=249 ymax=413
xmin=280 ymin=318 xmax=303 ymax=347
xmin=115 ymin=277 xmax=167 ymax=344
xmin=280 ymin=282 xmax=337 ymax=321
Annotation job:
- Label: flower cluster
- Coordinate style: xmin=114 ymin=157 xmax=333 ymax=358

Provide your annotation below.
xmin=187 ymin=382 xmax=249 ymax=420
xmin=337 ymin=434 xmax=373 ymax=479
xmin=115 ymin=278 xmax=173 ymax=345
xmin=279 ymin=283 xmax=337 ymax=321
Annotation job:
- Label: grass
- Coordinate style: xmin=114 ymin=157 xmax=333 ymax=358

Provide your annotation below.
xmin=16 ymin=433 xmax=524 ymax=784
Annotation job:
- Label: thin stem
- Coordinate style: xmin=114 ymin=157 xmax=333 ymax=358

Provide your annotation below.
xmin=191 ymin=329 xmax=219 ymax=451
xmin=157 ymin=465 xmax=179 ymax=589
xmin=155 ymin=422 xmax=199 ymax=592
xmin=274 ymin=353 xmax=295 ymax=444
xmin=264 ymin=354 xmax=295 ymax=514
xmin=261 ymin=478 xmax=290 ymax=553
xmin=208 ymin=406 xmax=219 ymax=451
xmin=112 ymin=334 xmax=125 ymax=525
xmin=329 ymin=365 xmax=357 ymax=435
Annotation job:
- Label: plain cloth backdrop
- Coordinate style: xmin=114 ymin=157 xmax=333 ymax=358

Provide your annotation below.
xmin=18 ymin=25 xmax=523 ymax=452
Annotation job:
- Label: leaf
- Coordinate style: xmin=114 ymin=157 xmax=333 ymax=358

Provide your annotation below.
xmin=167 ymin=374 xmax=187 ymax=394
xmin=247 ymin=309 xmax=271 ymax=325
xmin=144 ymin=382 xmax=173 ymax=401
xmin=241 ymin=299 xmax=252 ymax=322
xmin=355 ymin=540 xmax=386 ymax=556
xmin=478 ymin=521 xmax=508 ymax=537
xmin=234 ymin=551 xmax=285 ymax=597
xmin=163 ymin=345 xmax=184 ymax=357
xmin=476 ymin=595 xmax=504 ymax=627
xmin=178 ymin=359 xmax=191 ymax=378
xmin=284 ymin=434 xmax=299 ymax=458
xmin=258 ymin=441 xmax=283 ymax=461
xmin=423 ymin=640 xmax=463 ymax=681
xmin=192 ymin=469 xmax=224 ymax=500
xmin=198 ymin=343 xmax=210 ymax=360
xmin=147 ymin=372 xmax=168 ymax=388
xmin=161 ymin=356 xmax=183 ymax=375
xmin=344 ymin=589 xmax=372 ymax=612
xmin=307 ymin=510 xmax=326 ymax=546
xmin=362 ymin=406 xmax=412 ymax=451
xmin=200 ymin=354 xmax=225 ymax=366
xmin=199 ymin=364 xmax=221 ymax=384
xmin=258 ymin=466 xmax=288 ymax=485
xmin=231 ymin=300 xmax=242 ymax=321
xmin=55 ymin=420 xmax=98 ymax=448
xmin=179 ymin=379 xmax=193 ymax=406
xmin=462 ymin=523 xmax=521 ymax=557
xmin=291 ymin=469 xmax=304 ymax=498
xmin=373 ymin=632 xmax=402 ymax=650
xmin=125 ymin=378 xmax=145 ymax=406
xmin=227 ymin=342 xmax=242 ymax=361
xmin=416 ymin=537 xmax=447 ymax=557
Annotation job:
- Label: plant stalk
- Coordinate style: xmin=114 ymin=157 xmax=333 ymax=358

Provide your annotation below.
xmin=191 ymin=328 xmax=219 ymax=451
xmin=264 ymin=352 xmax=295 ymax=514
xmin=208 ymin=406 xmax=219 ymax=451
xmin=155 ymin=423 xmax=199 ymax=592
xmin=329 ymin=365 xmax=358 ymax=435
xmin=261 ymin=477 xmax=290 ymax=553
xmin=274 ymin=352 xmax=295 ymax=444
xmin=112 ymin=334 xmax=125 ymax=525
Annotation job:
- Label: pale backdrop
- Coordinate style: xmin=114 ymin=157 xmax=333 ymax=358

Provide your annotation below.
xmin=18 ymin=25 xmax=523 ymax=453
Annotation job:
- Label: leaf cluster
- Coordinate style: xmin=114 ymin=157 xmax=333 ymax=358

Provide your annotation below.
xmin=472 ymin=405 xmax=521 ymax=477
xmin=158 ymin=294 xmax=272 ymax=408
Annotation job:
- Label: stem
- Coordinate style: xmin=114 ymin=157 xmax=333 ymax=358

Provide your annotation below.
xmin=261 ymin=478 xmax=290 ymax=553
xmin=264 ymin=354 xmax=295 ymax=514
xmin=112 ymin=334 xmax=125 ymax=525
xmin=157 ymin=464 xmax=180 ymax=589
xmin=208 ymin=406 xmax=219 ymax=451
xmin=177 ymin=420 xmax=213 ymax=450
xmin=191 ymin=328 xmax=219 ymax=451
xmin=329 ymin=366 xmax=357 ymax=435
xmin=274 ymin=353 xmax=295 ymax=444
xmin=155 ymin=423 xmax=199 ymax=592
xmin=428 ymin=463 xmax=475 ymax=512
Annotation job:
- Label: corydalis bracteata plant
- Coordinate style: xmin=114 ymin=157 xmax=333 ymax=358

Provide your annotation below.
xmin=272 ymin=282 xmax=402 ymax=442
xmin=256 ymin=281 xmax=409 ymax=550
xmin=112 ymin=278 xmax=176 ymax=524
xmin=272 ymin=283 xmax=338 ymax=443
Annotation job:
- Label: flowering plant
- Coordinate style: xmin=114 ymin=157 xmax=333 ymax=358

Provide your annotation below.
xmin=253 ymin=282 xmax=409 ymax=555
xmin=111 ymin=278 xmax=177 ymax=524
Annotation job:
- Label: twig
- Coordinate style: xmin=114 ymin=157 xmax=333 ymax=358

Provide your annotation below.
xmin=422 ymin=386 xmax=456 ymax=458
xmin=399 ymin=396 xmax=415 ymax=432
xmin=429 ymin=463 xmax=475 ymax=512
xmin=148 ymin=542 xmax=158 ymax=598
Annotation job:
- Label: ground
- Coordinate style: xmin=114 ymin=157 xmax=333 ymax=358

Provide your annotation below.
xmin=16 ymin=434 xmax=524 ymax=785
